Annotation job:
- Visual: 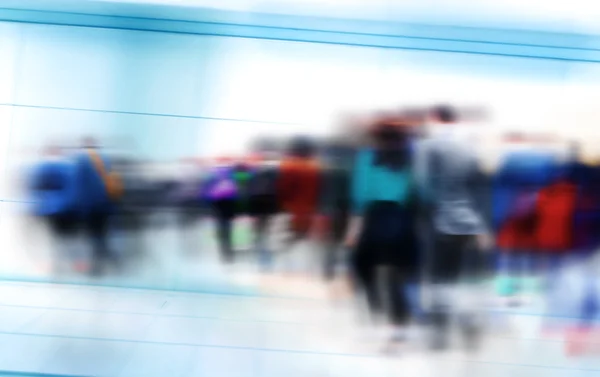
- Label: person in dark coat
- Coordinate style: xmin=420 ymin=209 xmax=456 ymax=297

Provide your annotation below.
xmin=344 ymin=119 xmax=419 ymax=351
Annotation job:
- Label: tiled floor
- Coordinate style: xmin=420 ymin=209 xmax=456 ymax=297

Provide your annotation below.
xmin=0 ymin=280 xmax=597 ymax=377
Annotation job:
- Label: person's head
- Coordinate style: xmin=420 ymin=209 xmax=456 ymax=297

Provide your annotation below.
xmin=371 ymin=122 xmax=408 ymax=149
xmin=430 ymin=104 xmax=458 ymax=124
xmin=369 ymin=120 xmax=411 ymax=171
xmin=287 ymin=136 xmax=317 ymax=159
xmin=82 ymin=136 xmax=99 ymax=149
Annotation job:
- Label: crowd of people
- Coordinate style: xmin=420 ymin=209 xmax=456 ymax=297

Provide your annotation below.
xmin=27 ymin=103 xmax=600 ymax=354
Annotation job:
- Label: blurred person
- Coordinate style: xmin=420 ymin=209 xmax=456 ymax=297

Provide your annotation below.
xmin=231 ymin=159 xmax=256 ymax=253
xmin=493 ymin=132 xmax=559 ymax=301
xmin=169 ymin=158 xmax=210 ymax=256
xmin=414 ymin=105 xmax=490 ymax=351
xmin=111 ymin=151 xmax=149 ymax=260
xmin=318 ymin=136 xmax=357 ymax=285
xmin=172 ymin=158 xmax=208 ymax=228
xmin=232 ymin=159 xmax=254 ymax=215
xmin=29 ymin=144 xmax=78 ymax=273
xmin=344 ymin=120 xmax=420 ymax=352
xmin=77 ymin=137 xmax=123 ymax=276
xmin=202 ymin=156 xmax=239 ymax=263
xmin=246 ymin=152 xmax=280 ymax=271
xmin=394 ymin=109 xmax=430 ymax=322
xmin=522 ymin=141 xmax=600 ymax=329
xmin=278 ymin=136 xmax=322 ymax=273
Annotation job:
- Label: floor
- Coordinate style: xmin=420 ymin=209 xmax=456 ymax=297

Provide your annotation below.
xmin=0 ymin=279 xmax=597 ymax=377
xmin=0 ymin=212 xmax=599 ymax=376
xmin=0 ymin=210 xmax=302 ymax=296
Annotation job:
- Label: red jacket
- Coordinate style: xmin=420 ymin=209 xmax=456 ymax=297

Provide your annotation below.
xmin=535 ymin=180 xmax=576 ymax=252
xmin=278 ymin=157 xmax=321 ymax=235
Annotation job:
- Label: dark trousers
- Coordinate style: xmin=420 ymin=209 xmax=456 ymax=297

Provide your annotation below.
xmin=428 ymin=233 xmax=482 ymax=349
xmin=47 ymin=212 xmax=76 ymax=236
xmin=351 ymin=251 xmax=413 ymax=325
xmin=253 ymin=215 xmax=272 ymax=268
xmin=213 ymin=199 xmax=237 ymax=263
xmin=322 ymin=208 xmax=350 ymax=281
xmin=84 ymin=211 xmax=112 ymax=275
xmin=253 ymin=215 xmax=269 ymax=245
xmin=216 ymin=216 xmax=233 ymax=262
xmin=351 ymin=201 xmax=418 ymax=326
xmin=323 ymin=241 xmax=342 ymax=281
xmin=430 ymin=234 xmax=477 ymax=284
xmin=46 ymin=212 xmax=77 ymax=271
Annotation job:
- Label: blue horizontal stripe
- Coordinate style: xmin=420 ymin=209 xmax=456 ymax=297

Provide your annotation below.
xmin=0 ymin=7 xmax=599 ymax=63
xmin=0 ymin=371 xmax=87 ymax=377
xmin=1 ymin=330 xmax=600 ymax=372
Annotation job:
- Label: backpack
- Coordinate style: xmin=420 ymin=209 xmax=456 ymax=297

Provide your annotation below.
xmin=205 ymin=169 xmax=238 ymax=201
xmin=34 ymin=168 xmax=66 ymax=191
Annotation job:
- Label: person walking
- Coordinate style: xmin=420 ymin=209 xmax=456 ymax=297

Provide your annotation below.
xmin=76 ymin=137 xmax=122 ymax=276
xmin=202 ymin=157 xmax=240 ymax=264
xmin=29 ymin=144 xmax=79 ymax=274
xmin=277 ymin=136 xmax=322 ymax=274
xmin=344 ymin=119 xmax=420 ymax=351
xmin=247 ymin=153 xmax=280 ymax=271
xmin=414 ymin=105 xmax=491 ymax=351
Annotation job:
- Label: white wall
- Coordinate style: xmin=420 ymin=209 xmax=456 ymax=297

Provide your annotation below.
xmin=2 ymin=17 xmax=600 ymax=284
xmin=2 ymin=20 xmax=597 ymax=187
xmin=5 ymin=23 xmax=221 ymax=156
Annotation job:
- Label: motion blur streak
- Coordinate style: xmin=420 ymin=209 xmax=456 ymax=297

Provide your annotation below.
xmin=0 ymin=1 xmax=600 ymax=376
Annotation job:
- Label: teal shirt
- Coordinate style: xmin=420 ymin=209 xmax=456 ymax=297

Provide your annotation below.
xmin=352 ymin=149 xmax=412 ymax=214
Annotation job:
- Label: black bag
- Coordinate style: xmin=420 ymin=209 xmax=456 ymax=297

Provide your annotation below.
xmin=247 ymin=167 xmax=279 ymax=215
xmin=247 ymin=168 xmax=276 ymax=198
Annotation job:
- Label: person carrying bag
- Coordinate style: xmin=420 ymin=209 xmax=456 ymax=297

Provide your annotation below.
xmin=78 ymin=137 xmax=122 ymax=276
xmin=88 ymin=149 xmax=123 ymax=201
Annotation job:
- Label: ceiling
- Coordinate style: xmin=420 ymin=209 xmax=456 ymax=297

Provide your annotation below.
xmin=2 ymin=0 xmax=600 ymax=35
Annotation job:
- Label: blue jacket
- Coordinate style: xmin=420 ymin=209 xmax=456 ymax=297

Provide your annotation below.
xmin=29 ymin=160 xmax=77 ymax=216
xmin=75 ymin=151 xmax=115 ymax=215
xmin=492 ymin=150 xmax=558 ymax=230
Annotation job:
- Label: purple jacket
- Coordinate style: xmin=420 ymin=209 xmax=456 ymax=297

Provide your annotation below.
xmin=202 ymin=166 xmax=238 ymax=201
